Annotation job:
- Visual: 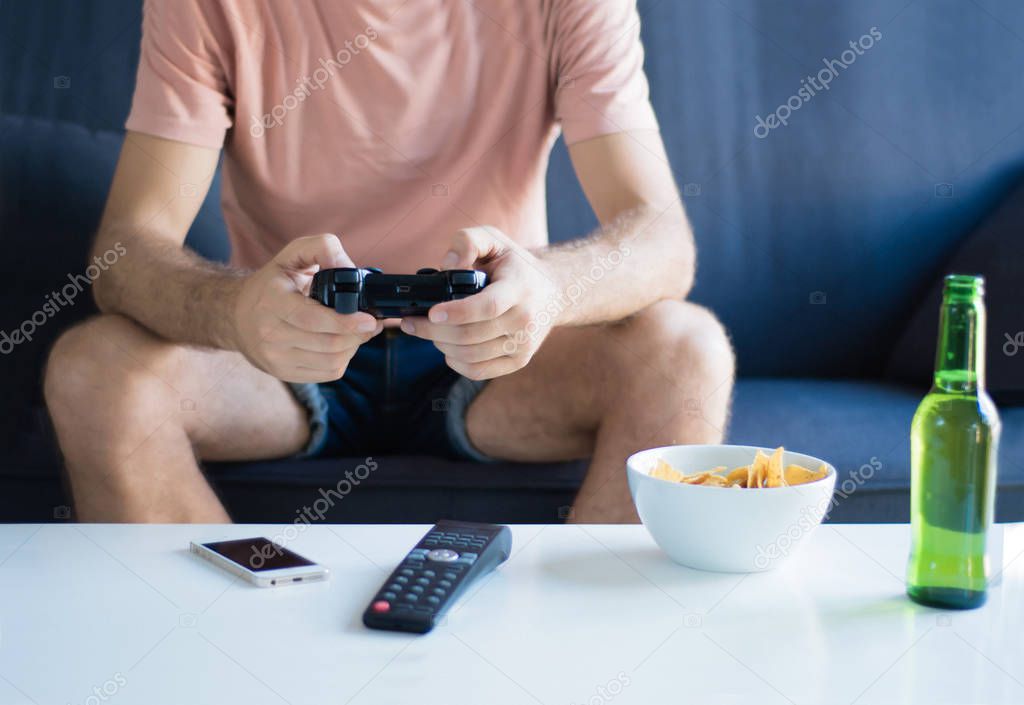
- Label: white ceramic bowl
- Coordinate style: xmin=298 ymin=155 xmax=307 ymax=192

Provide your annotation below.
xmin=627 ymin=445 xmax=836 ymax=573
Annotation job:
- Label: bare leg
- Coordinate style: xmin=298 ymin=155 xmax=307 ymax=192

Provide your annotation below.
xmin=44 ymin=314 xmax=310 ymax=522
xmin=465 ymin=300 xmax=735 ymax=523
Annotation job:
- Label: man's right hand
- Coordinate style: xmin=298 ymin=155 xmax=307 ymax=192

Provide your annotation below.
xmin=232 ymin=234 xmax=382 ymax=383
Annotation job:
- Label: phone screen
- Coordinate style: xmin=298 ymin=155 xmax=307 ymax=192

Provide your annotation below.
xmin=202 ymin=538 xmax=315 ymax=572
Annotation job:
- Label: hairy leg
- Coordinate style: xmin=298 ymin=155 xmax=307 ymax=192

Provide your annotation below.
xmin=465 ymin=300 xmax=735 ymax=523
xmin=44 ymin=314 xmax=310 ymax=522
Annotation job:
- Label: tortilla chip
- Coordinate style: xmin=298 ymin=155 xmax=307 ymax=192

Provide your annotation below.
xmin=751 ymin=450 xmax=770 ymax=488
xmin=726 ymin=466 xmax=751 ymax=487
xmin=651 ymin=459 xmax=686 ymax=483
xmin=700 ymin=474 xmax=729 ymax=487
xmin=652 ymin=452 xmax=830 ymax=489
xmin=765 ymin=447 xmax=785 ymax=487
xmin=784 ymin=464 xmax=827 ymax=486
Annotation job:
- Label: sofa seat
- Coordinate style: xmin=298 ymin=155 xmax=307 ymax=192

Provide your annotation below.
xmin=6 ymin=379 xmax=1018 ymax=523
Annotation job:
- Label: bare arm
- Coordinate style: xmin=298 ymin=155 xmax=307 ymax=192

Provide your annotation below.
xmin=92 ymin=131 xmax=381 ymax=382
xmin=402 ymin=129 xmax=695 ymax=380
xmin=543 ymin=129 xmax=694 ymax=324
xmin=91 ymin=131 xmax=241 ymax=348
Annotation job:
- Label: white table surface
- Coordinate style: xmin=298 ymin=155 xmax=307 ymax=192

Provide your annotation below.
xmin=0 ymin=523 xmax=1021 ymax=705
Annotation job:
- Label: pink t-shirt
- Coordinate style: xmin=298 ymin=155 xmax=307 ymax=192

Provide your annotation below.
xmin=126 ymin=0 xmax=658 ymax=270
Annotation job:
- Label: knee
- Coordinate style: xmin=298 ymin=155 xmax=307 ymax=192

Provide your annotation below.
xmin=614 ymin=300 xmax=735 ymax=388
xmin=44 ymin=314 xmax=178 ymax=426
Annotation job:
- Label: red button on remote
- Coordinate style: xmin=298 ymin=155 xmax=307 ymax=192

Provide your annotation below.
xmin=372 ymin=600 xmax=390 ymax=613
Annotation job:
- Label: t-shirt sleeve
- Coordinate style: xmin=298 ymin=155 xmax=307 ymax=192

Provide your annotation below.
xmin=125 ymin=0 xmax=233 ymax=149
xmin=549 ymin=0 xmax=659 ymax=145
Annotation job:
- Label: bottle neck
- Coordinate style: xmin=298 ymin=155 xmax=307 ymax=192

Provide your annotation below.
xmin=934 ymin=298 xmax=985 ymax=394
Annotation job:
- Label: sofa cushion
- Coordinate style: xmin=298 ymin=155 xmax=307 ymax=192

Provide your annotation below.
xmin=7 ymin=379 xmax=1021 ymax=522
xmin=545 ymin=0 xmax=1024 ymax=377
xmin=727 ymin=378 xmax=1024 ymax=521
xmin=0 ymin=114 xmax=229 ymax=446
xmin=886 ymin=177 xmax=1024 ymax=404
xmin=0 ymin=0 xmax=142 ymax=133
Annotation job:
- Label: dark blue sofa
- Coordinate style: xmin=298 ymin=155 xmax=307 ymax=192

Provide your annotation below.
xmin=2 ymin=0 xmax=1022 ymax=523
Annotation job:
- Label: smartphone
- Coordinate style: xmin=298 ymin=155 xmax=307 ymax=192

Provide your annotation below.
xmin=189 ymin=537 xmax=329 ymax=587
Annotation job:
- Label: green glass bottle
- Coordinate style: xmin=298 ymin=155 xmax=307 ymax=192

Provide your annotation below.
xmin=907 ymin=274 xmax=1000 ymax=609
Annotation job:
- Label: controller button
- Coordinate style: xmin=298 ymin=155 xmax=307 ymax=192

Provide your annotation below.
xmin=450 ymin=272 xmax=476 ymax=285
xmin=416 ymin=268 xmax=439 ymax=275
xmin=426 ymin=548 xmax=459 ymax=562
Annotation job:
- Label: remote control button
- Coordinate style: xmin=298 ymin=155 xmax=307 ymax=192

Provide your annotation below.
xmin=423 ymin=570 xmax=436 ymax=578
xmin=399 ymin=569 xmax=414 ymax=576
xmin=411 ymin=585 xmax=424 ymax=594
xmin=442 ymin=571 xmax=457 ymax=580
xmin=382 ymin=592 xmax=397 ymax=600
xmin=396 ymin=576 xmax=409 ymax=584
xmin=403 ymin=593 xmax=419 ymax=602
xmin=427 ymin=596 xmax=441 ymax=604
xmin=371 ymin=600 xmax=390 ymax=613
xmin=427 ymin=549 xmax=459 ymax=562
xmin=387 ymin=583 xmax=402 ymax=592
xmin=438 ymin=580 xmax=452 ymax=588
xmin=415 ymin=577 xmax=430 ymax=586
xmin=432 ymin=588 xmax=446 ymax=596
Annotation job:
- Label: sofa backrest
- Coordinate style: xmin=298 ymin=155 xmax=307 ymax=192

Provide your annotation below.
xmin=547 ymin=1 xmax=1024 ymax=376
xmin=3 ymin=0 xmax=1023 ymax=383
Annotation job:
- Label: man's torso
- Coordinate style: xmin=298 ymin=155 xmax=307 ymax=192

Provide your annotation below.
xmin=215 ymin=1 xmax=560 ymax=269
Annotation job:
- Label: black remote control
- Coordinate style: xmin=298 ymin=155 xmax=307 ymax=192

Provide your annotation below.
xmin=362 ymin=520 xmax=512 ymax=634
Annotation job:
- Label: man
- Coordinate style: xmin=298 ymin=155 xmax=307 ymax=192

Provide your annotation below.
xmin=44 ymin=0 xmax=733 ymax=523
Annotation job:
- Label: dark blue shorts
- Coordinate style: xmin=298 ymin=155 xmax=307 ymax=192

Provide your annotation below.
xmin=287 ymin=328 xmax=492 ymax=461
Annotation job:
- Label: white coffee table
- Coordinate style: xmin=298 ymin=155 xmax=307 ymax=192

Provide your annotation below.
xmin=0 ymin=523 xmax=1021 ymax=705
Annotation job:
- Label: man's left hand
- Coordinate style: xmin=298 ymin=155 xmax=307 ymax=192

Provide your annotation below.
xmin=400 ymin=226 xmax=559 ymax=380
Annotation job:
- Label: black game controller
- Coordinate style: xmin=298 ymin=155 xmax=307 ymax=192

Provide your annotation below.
xmin=310 ymin=267 xmax=488 ymax=318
